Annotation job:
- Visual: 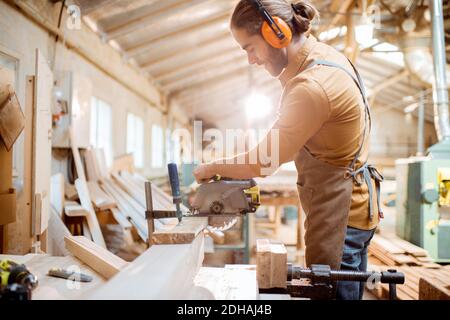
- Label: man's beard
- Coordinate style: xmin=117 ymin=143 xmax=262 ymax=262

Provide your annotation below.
xmin=265 ymin=46 xmax=288 ymax=77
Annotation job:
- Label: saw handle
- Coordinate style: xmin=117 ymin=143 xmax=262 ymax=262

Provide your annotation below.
xmin=168 ymin=163 xmax=181 ymax=204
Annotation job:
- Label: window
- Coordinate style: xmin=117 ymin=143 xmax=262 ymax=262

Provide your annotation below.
xmin=126 ymin=113 xmax=144 ymax=168
xmin=90 ymin=97 xmax=113 ymax=167
xmin=151 ymin=124 xmax=164 ymax=168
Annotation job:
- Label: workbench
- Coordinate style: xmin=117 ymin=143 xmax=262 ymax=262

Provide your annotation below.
xmin=0 ymin=254 xmax=105 ymax=300
xmin=0 ymin=254 xmax=260 ymax=300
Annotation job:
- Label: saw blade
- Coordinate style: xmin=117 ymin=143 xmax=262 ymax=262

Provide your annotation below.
xmin=207 ymin=216 xmax=238 ymax=232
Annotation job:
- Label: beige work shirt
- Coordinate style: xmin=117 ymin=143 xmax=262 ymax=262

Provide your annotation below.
xmin=209 ymin=35 xmax=379 ymax=230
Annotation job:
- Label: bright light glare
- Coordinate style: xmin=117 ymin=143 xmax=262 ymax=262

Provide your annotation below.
xmin=355 ymin=15 xmax=377 ymax=48
xmin=404 ymin=102 xmax=419 ymax=113
xmin=373 ymin=42 xmax=399 ymax=52
xmin=319 ymin=26 xmax=347 ymax=42
xmin=245 ymin=93 xmax=271 ymax=119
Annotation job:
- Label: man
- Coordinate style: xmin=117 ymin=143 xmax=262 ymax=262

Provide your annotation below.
xmin=193 ymin=0 xmax=383 ymax=300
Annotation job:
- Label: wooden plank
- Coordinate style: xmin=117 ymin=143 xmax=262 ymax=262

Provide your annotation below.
xmin=64 ymin=183 xmax=78 ymax=201
xmin=371 ymin=235 xmax=405 ymax=255
xmin=111 ymin=153 xmax=135 ymax=174
xmin=84 ymin=149 xmax=101 ymax=182
xmin=64 ymin=235 xmax=128 ymax=280
xmin=152 ymin=217 xmax=208 ymax=244
xmin=110 ymin=208 xmax=132 ymax=229
xmin=113 ymin=171 xmax=188 ymax=214
xmin=69 ymin=126 xmax=86 ymax=181
xmin=3 ymin=75 xmax=34 ymax=254
xmin=50 ymin=173 xmax=65 ymax=217
xmin=419 ymin=276 xmax=450 ymax=300
xmin=86 ymin=181 xmax=116 ymax=210
xmin=0 ymin=88 xmax=25 ymax=151
xmin=94 ymin=148 xmax=109 ymax=180
xmin=87 ymin=233 xmax=205 ymax=299
xmin=389 ymin=237 xmax=429 ymax=257
xmin=64 ymin=201 xmax=89 ymax=217
xmin=256 ymin=239 xmax=287 ymax=289
xmin=100 ymin=179 xmax=149 ymax=240
xmin=390 ymin=254 xmax=419 ymax=266
xmin=47 ymin=207 xmax=71 ymax=256
xmin=75 ymin=179 xmax=106 ymax=248
xmin=32 ymin=49 xmax=53 ymax=236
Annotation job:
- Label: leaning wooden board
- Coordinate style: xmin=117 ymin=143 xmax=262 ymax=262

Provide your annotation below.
xmin=64 ymin=236 xmax=128 ymax=279
xmin=75 ymin=179 xmax=106 ymax=248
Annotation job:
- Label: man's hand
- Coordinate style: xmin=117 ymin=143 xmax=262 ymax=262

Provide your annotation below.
xmin=193 ymin=163 xmax=214 ymax=183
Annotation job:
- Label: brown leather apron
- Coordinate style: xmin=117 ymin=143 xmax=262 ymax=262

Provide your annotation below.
xmin=295 ymin=59 xmax=383 ymax=270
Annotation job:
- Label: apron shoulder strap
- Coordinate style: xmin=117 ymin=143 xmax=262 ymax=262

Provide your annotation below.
xmin=305 ymin=59 xmax=372 ymax=170
xmin=305 ymin=59 xmax=383 ymax=221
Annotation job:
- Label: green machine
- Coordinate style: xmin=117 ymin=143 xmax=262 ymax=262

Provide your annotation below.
xmin=395 ymin=0 xmax=450 ymax=263
xmin=396 ymin=141 xmax=450 ymax=263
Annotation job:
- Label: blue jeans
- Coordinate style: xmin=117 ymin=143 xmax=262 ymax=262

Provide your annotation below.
xmin=336 ymin=226 xmax=376 ymax=300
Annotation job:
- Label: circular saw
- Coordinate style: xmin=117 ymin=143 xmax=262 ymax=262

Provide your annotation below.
xmin=144 ymin=164 xmax=261 ymax=236
xmin=189 ymin=176 xmax=260 ymax=231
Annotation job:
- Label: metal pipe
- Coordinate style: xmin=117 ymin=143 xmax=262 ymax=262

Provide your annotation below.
xmin=417 ymin=90 xmax=425 ymax=156
xmin=430 ymin=0 xmax=450 ymax=140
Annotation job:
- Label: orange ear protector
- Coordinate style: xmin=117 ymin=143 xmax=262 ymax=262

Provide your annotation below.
xmin=248 ymin=0 xmax=293 ymax=49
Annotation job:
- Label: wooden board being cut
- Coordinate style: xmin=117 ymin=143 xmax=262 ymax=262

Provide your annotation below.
xmin=152 ymin=217 xmax=208 ymax=244
xmin=87 ymin=233 xmax=205 ymax=299
xmin=64 ymin=235 xmax=128 ymax=280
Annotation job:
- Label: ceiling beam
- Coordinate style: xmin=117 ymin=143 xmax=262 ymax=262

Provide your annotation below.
xmin=158 ymin=50 xmax=245 ymax=85
xmin=165 ymin=58 xmax=249 ymax=91
xmin=104 ymin=0 xmax=210 ymax=41
xmin=143 ymin=37 xmax=237 ymax=75
xmin=176 ymin=70 xmax=275 ymax=103
xmin=139 ymin=32 xmax=233 ymax=71
xmin=178 ymin=78 xmax=279 ymax=109
xmin=125 ymin=15 xmax=229 ymax=59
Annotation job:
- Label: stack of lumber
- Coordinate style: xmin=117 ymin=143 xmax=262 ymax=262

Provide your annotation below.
xmin=368 ymin=265 xmax=450 ymax=300
xmin=49 ymin=128 xmax=208 ymax=270
xmin=368 ymin=234 xmax=438 ymax=268
xmin=83 ymin=147 xmax=205 ymax=245
xmin=368 ymin=234 xmax=449 ymax=300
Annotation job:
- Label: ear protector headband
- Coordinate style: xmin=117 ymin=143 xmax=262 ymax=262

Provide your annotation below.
xmin=247 ymin=0 xmax=293 ymax=48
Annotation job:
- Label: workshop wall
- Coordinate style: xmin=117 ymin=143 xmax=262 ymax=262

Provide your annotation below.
xmin=371 ymin=108 xmax=437 ymax=159
xmin=0 ymin=1 xmax=190 ymax=253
